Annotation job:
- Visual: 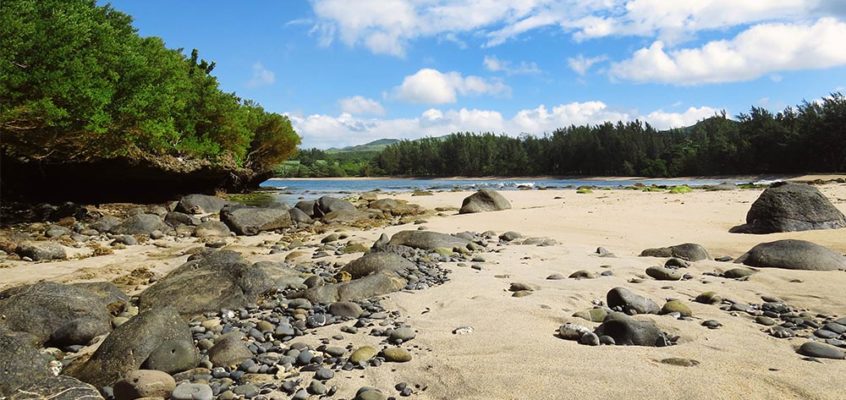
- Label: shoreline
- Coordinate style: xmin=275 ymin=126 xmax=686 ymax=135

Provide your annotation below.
xmin=267 ymin=173 xmax=846 ymax=182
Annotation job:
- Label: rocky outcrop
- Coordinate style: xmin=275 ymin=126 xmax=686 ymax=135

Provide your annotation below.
xmin=459 ymin=189 xmax=512 ymax=214
xmin=730 ymin=182 xmax=846 ymax=234
xmin=735 ymin=239 xmax=846 ymax=271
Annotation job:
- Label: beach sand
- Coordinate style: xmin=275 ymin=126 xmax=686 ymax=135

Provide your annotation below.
xmin=1 ymin=183 xmax=844 ymax=399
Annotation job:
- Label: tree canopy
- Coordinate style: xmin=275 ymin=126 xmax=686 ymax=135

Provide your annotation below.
xmin=0 ymin=0 xmax=299 ymax=172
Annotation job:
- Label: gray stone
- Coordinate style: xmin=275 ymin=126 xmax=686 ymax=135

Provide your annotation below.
xmin=389 ymin=327 xmax=416 ymax=342
xmin=730 ymin=182 xmax=846 ymax=234
xmin=111 ymin=214 xmax=168 ymax=235
xmin=176 ymin=194 xmax=227 ymax=215
xmin=193 ymin=221 xmax=231 ymax=238
xmin=579 ymin=332 xmax=600 ymax=346
xmin=386 ymin=230 xmax=470 ymax=250
xmin=723 ymin=268 xmax=756 ymax=278
xmin=15 ymin=241 xmax=66 ymax=261
xmin=142 ymin=338 xmax=199 ymax=374
xmin=6 ymin=376 xmax=104 ymax=400
xmin=90 ymin=215 xmax=121 ymax=232
xmin=172 ymin=383 xmax=213 ymax=400
xmin=606 ymin=287 xmax=660 ymax=314
xmin=295 ymin=200 xmax=316 ymax=217
xmin=734 ymin=239 xmax=846 ymax=271
xmin=797 ymin=341 xmax=845 ymax=359
xmin=341 ymin=252 xmax=415 ymax=278
xmin=640 ymin=243 xmax=711 ymax=261
xmin=329 ymin=301 xmax=364 ymax=318
xmin=165 ymin=211 xmax=201 ymax=227
xmin=646 ymin=266 xmax=683 ymax=281
xmin=220 ymin=206 xmax=292 ymax=235
xmin=459 ymin=189 xmax=512 ymax=214
xmin=0 ymin=334 xmax=52 ymax=396
xmin=595 ymin=312 xmax=665 ymax=346
xmin=113 ymin=369 xmax=176 ymax=400
xmin=289 ymin=207 xmax=312 ymax=224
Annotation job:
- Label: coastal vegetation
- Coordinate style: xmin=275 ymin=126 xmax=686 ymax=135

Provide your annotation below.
xmin=286 ymin=93 xmax=845 ymax=178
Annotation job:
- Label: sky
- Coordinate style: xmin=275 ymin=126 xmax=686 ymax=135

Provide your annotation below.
xmin=104 ymin=0 xmax=846 ymax=149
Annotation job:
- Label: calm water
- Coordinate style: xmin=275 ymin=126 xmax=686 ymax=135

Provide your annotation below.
xmin=260 ymin=177 xmax=758 ymax=205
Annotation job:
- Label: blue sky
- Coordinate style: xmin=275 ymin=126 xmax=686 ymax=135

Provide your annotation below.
xmin=105 ymin=0 xmax=846 ymax=148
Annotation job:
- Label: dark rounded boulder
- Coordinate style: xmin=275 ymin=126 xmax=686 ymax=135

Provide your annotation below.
xmin=289 ymin=207 xmax=313 ymax=224
xmin=734 ymin=239 xmax=846 ymax=271
xmin=15 ymin=241 xmax=67 ymax=261
xmin=730 ymin=182 xmax=846 ymax=234
xmin=66 ymin=307 xmax=197 ymax=388
xmin=640 ymin=243 xmax=711 ymax=261
xmin=594 ymin=312 xmax=666 ymax=346
xmin=295 ymin=200 xmax=317 ymax=217
xmin=0 ymin=333 xmax=52 ymax=396
xmin=176 ymin=194 xmax=227 ymax=214
xmin=111 ymin=214 xmax=168 ymax=235
xmin=387 ymin=230 xmax=470 ymax=251
xmin=606 ymin=287 xmax=660 ymax=314
xmin=220 ymin=205 xmax=293 ymax=235
xmin=341 ymin=252 xmax=415 ymax=279
xmin=459 ymin=189 xmax=512 ymax=214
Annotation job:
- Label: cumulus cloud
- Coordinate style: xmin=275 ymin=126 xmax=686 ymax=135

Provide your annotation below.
xmin=339 ymin=96 xmax=385 ymax=115
xmin=610 ymin=18 xmax=846 ymax=84
xmin=391 ymin=68 xmax=510 ymax=104
xmin=567 ymin=54 xmax=608 ymax=75
xmin=246 ymin=62 xmax=276 ymax=88
xmin=307 ymin=0 xmax=835 ymax=55
xmin=483 ymin=55 xmax=541 ymax=75
xmin=289 ymin=101 xmax=721 ymax=148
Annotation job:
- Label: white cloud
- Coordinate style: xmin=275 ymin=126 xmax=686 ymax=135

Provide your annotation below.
xmin=308 ymin=0 xmax=837 ymax=55
xmin=289 ymin=101 xmax=721 ymax=148
xmin=567 ymin=54 xmax=608 ymax=75
xmin=610 ymin=18 xmax=846 ymax=84
xmin=339 ymin=96 xmax=385 ymax=115
xmin=391 ymin=68 xmax=510 ymax=104
xmin=483 ymin=55 xmax=541 ymax=75
xmin=246 ymin=62 xmax=276 ymax=88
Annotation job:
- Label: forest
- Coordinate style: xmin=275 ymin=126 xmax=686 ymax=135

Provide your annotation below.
xmin=0 ymin=0 xmax=300 ymax=176
xmin=286 ymin=93 xmax=845 ymax=178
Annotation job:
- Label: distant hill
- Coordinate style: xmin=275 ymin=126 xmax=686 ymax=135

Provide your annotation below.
xmin=326 ymin=138 xmax=400 ymax=153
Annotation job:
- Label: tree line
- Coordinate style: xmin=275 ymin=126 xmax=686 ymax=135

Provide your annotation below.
xmin=1 ymin=0 xmax=300 ymax=175
xmin=285 ymin=93 xmax=845 ymax=177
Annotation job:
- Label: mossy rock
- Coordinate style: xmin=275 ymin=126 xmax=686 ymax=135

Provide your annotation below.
xmin=349 ymin=346 xmax=378 ymax=363
xmin=573 ymin=308 xmax=608 ymax=322
xmin=668 ymin=185 xmax=693 ymax=194
xmin=660 ymin=299 xmax=692 ymax=316
xmin=434 ymin=247 xmax=455 ymax=257
xmin=382 ymin=347 xmax=412 ymax=362
xmin=576 ymin=187 xmax=593 ymax=194
xmin=226 ymin=192 xmax=280 ymax=208
xmin=342 ymin=243 xmax=369 ymax=254
xmin=642 ymin=186 xmax=665 ymax=192
xmin=694 ymin=291 xmax=722 ymax=304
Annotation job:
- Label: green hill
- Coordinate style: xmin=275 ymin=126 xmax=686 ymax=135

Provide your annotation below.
xmin=326 ymin=138 xmax=400 ymax=153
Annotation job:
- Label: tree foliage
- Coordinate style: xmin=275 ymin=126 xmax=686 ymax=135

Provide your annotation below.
xmin=0 ymin=0 xmax=299 ymax=172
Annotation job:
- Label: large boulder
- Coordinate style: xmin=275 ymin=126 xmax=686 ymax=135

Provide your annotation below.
xmin=387 ymin=230 xmax=470 ymax=251
xmin=111 ymin=214 xmax=168 ymax=235
xmin=208 ymin=332 xmax=253 ymax=368
xmin=594 ymin=312 xmax=666 ymax=346
xmin=640 ymin=243 xmax=710 ymax=261
xmin=176 ymin=194 xmax=227 ymax=214
xmin=294 ymin=273 xmax=407 ymax=304
xmin=606 ymin=287 xmax=660 ymax=315
xmin=0 ymin=333 xmax=52 ymax=396
xmin=6 ymin=376 xmax=104 ymax=400
xmin=165 ymin=211 xmax=201 ymax=227
xmin=0 ymin=282 xmax=119 ymax=346
xmin=289 ymin=207 xmax=312 ymax=224
xmin=67 ymin=307 xmax=197 ymax=388
xmin=138 ymin=250 xmax=301 ymax=316
xmin=459 ymin=189 xmax=512 ymax=214
xmin=315 ymin=196 xmax=356 ymax=217
xmin=730 ymin=182 xmax=846 ymax=234
xmin=295 ymin=200 xmax=317 ymax=218
xmin=90 ymin=215 xmax=121 ymax=233
xmin=734 ymin=239 xmax=846 ymax=271
xmin=15 ymin=241 xmax=66 ymax=261
xmin=340 ymin=252 xmax=416 ymax=279
xmin=193 ymin=220 xmax=231 ymax=238
xmin=220 ymin=205 xmax=292 ymax=235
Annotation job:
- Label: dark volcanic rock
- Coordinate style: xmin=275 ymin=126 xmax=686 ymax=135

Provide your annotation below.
xmin=138 ymin=250 xmax=301 ymax=316
xmin=15 ymin=241 xmax=66 ymax=261
xmin=0 ymin=282 xmax=115 ymax=346
xmin=220 ymin=205 xmax=292 ymax=235
xmin=341 ymin=252 xmax=416 ymax=278
xmin=165 ymin=211 xmax=201 ymax=227
xmin=730 ymin=182 xmax=846 ymax=234
xmin=6 ymin=376 xmax=104 ymax=400
xmin=289 ymin=207 xmax=313 ymax=224
xmin=176 ymin=194 xmax=227 ymax=214
xmin=0 ymin=333 xmax=52 ymax=396
xmin=387 ymin=230 xmax=470 ymax=250
xmin=640 ymin=243 xmax=711 ymax=261
xmin=734 ymin=239 xmax=846 ymax=271
xmin=111 ymin=214 xmax=168 ymax=235
xmin=67 ymin=307 xmax=197 ymax=388
xmin=459 ymin=189 xmax=512 ymax=214
xmin=606 ymin=287 xmax=660 ymax=314
xmin=193 ymin=220 xmax=231 ymax=238
xmin=295 ymin=200 xmax=317 ymax=217
xmin=594 ymin=312 xmax=665 ymax=346
xmin=797 ymin=341 xmax=845 ymax=359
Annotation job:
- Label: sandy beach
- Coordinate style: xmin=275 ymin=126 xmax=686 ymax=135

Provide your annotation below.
xmin=1 ymin=182 xmax=844 ymax=400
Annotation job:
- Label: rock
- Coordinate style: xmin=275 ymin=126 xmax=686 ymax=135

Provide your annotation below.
xmin=499 ymin=231 xmax=523 ymax=242
xmin=349 ymin=346 xmax=378 ymax=363
xmin=558 ymin=322 xmax=592 ymax=341
xmin=289 ymin=207 xmax=312 ymax=224
xmin=459 ymin=189 xmax=512 ymax=214
xmin=341 ymin=252 xmax=415 ymax=278
xmin=386 ymin=230 xmax=470 ymax=251
xmin=0 ymin=333 xmax=52 ymax=396
xmin=509 ymin=282 xmax=533 ymax=292
xmin=594 ymin=312 xmax=665 ymax=346
xmin=797 ymin=341 xmax=845 ymax=359
xmin=665 ymin=258 xmax=690 ymax=268
xmin=67 ymin=307 xmax=197 ymax=387
xmin=295 ymin=272 xmax=406 ymax=304
xmin=695 ymin=291 xmax=722 ymax=304
xmin=730 ymin=182 xmax=846 ymax=233
xmin=723 ymin=268 xmax=756 ymax=278
xmin=573 ymin=308 xmax=608 ymax=322
xmin=308 ymin=380 xmax=327 ymax=395
xmin=546 ymin=273 xmax=566 ymax=280
xmin=143 ymin=338 xmax=200 ymax=374
xmin=329 ymin=301 xmax=364 ymax=318
xmin=568 ymin=270 xmax=596 ymax=279
xmin=734 ymin=240 xmax=846 ymax=271
xmin=172 ymin=383 xmax=214 ymax=400
xmin=176 ymin=194 xmax=227 ymax=214
xmin=90 ymin=215 xmax=121 ymax=232
xmin=660 ymin=300 xmax=692 ymax=317
xmin=220 ymin=205 xmax=292 ymax=235
xmin=208 ymin=333 xmax=253 ymax=367
xmin=111 ymin=234 xmax=137 ymax=246
xmin=315 ymin=196 xmax=356 ymax=216
xmin=756 ymin=316 xmax=777 ymax=326
xmin=6 ymin=376 xmax=104 ymax=400
xmin=660 ymin=358 xmax=700 ymax=367
xmin=15 ymin=241 xmax=66 ymax=261
xmin=579 ymin=332 xmax=600 ymax=346
xmin=193 ymin=221 xmax=231 ymax=238
xmin=0 ymin=282 xmax=114 ymax=346
xmin=389 ymin=327 xmax=416 ymax=342
xmin=139 ymin=250 xmax=300 ymax=316
xmin=646 ymin=266 xmax=683 ymax=281
xmin=702 ymin=320 xmax=722 ymax=329
xmin=640 ymin=243 xmax=711 ymax=261
xmin=165 ymin=211 xmax=201 ymax=227
xmin=355 ymin=387 xmax=387 ymax=400
xmin=111 ymin=214 xmax=168 ymax=235
xmin=368 ymin=199 xmax=422 ymax=216
xmin=606 ymin=287 xmax=660 ymax=314
xmin=382 ymin=347 xmax=412 ymax=362
xmin=113 ymin=370 xmax=176 ymax=400
xmin=295 ymin=200 xmax=317 ymax=217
